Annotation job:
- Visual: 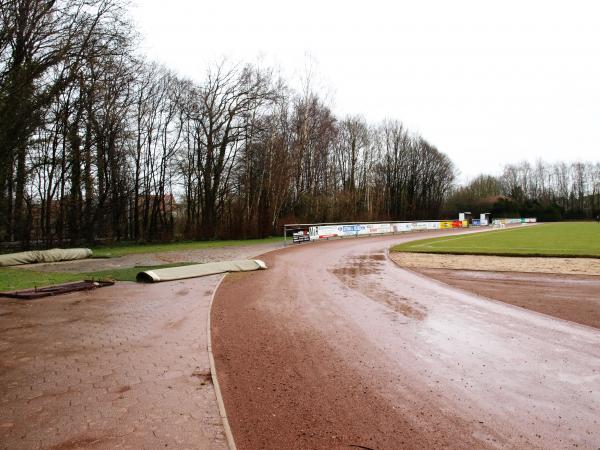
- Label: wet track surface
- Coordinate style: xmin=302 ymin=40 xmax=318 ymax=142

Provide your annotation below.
xmin=212 ymin=232 xmax=600 ymax=449
xmin=414 ymin=268 xmax=600 ymax=329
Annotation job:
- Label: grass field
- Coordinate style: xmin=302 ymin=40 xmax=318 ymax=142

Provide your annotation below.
xmin=91 ymin=236 xmax=282 ymax=258
xmin=391 ymin=222 xmax=600 ymax=257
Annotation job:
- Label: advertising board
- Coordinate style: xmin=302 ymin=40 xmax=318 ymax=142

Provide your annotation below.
xmin=411 ymin=222 xmax=429 ymax=231
xmin=301 ymin=217 xmax=483 ymax=243
xmin=393 ymin=223 xmax=412 ymax=232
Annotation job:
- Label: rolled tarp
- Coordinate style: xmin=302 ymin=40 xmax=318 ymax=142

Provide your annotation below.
xmin=136 ymin=259 xmax=268 ymax=283
xmin=0 ymin=248 xmax=92 ymax=267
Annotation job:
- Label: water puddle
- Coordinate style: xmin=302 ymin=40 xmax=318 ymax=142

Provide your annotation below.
xmin=331 ymin=253 xmax=427 ymax=320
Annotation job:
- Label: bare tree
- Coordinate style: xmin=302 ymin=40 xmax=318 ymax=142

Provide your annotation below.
xmin=182 ymin=63 xmax=275 ymax=238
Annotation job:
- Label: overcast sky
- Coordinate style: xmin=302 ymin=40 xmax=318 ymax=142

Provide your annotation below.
xmin=131 ymin=0 xmax=600 ymax=183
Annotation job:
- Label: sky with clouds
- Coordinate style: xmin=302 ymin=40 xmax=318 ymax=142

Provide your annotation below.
xmin=130 ymin=0 xmax=600 ymax=182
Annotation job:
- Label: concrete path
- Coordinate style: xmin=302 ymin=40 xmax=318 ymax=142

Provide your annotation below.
xmin=0 ymin=243 xmax=276 ymax=449
xmin=212 ymin=233 xmax=600 ymax=449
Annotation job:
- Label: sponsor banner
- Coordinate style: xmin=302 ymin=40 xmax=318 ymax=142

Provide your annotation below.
xmin=305 ymin=217 xmax=500 ymax=242
xmin=412 ymin=222 xmax=429 ymax=231
xmin=341 ymin=224 xmax=364 ymax=234
xmin=472 ymin=219 xmax=481 ymax=226
xmin=316 ymin=223 xmax=395 ymax=239
xmin=393 ymin=223 xmax=412 ymax=232
xmin=317 ymin=225 xmax=340 ymax=238
xmin=292 ymin=233 xmax=310 ymax=243
xmin=492 ymin=218 xmax=536 ymax=226
xmin=367 ymin=223 xmax=391 ymax=234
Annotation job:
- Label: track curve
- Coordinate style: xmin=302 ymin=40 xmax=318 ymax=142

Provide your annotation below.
xmin=211 ymin=231 xmax=600 ymax=450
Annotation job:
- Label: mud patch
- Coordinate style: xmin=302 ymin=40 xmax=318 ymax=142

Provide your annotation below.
xmin=332 ymin=254 xmax=426 ymax=320
xmin=49 ymin=435 xmax=114 ymax=449
xmin=163 ymin=316 xmax=187 ymax=330
xmin=331 ymin=254 xmax=383 ymax=277
xmin=0 ymin=322 xmax=36 ymax=333
xmin=192 ymin=369 xmax=212 ymax=385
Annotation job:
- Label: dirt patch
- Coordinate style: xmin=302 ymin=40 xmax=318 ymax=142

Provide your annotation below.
xmin=390 ymin=252 xmax=600 ymax=276
xmin=192 ymin=370 xmax=212 ymax=385
xmin=48 ymin=435 xmax=113 ymax=450
xmin=414 ymin=268 xmax=600 ymax=329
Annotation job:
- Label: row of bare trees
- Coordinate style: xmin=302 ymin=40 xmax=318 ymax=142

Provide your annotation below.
xmin=0 ymin=0 xmax=134 ymax=245
xmin=446 ymin=160 xmax=600 ymax=220
xmin=0 ymin=0 xmax=456 ymax=248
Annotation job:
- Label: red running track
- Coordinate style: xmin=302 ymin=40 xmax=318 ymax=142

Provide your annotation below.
xmin=211 ymin=231 xmax=600 ymax=449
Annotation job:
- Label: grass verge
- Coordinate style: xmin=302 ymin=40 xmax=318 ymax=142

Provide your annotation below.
xmin=91 ymin=236 xmax=282 ymax=258
xmin=0 ymin=263 xmax=192 ymax=292
xmin=0 ymin=236 xmax=281 ymax=292
xmin=391 ymin=222 xmax=600 ymax=258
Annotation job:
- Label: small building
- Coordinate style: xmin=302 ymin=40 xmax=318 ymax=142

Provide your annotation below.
xmin=458 ymin=212 xmax=472 ymax=223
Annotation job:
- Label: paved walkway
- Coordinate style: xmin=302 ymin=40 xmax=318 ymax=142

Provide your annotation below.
xmin=0 ymin=244 xmax=276 ymax=449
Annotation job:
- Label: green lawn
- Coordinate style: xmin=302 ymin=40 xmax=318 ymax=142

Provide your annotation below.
xmin=391 ymin=222 xmax=600 ymax=258
xmin=0 ymin=236 xmax=282 ymax=292
xmin=91 ymin=236 xmax=282 ymax=258
xmin=0 ymin=263 xmax=192 ymax=292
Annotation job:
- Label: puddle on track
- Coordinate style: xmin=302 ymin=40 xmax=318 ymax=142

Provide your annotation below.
xmin=331 ymin=253 xmax=427 ymax=320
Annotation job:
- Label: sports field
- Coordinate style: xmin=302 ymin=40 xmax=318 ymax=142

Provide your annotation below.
xmin=392 ymin=222 xmax=600 ymax=257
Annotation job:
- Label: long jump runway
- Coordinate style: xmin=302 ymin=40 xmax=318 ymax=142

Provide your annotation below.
xmin=211 ymin=232 xmax=600 ymax=449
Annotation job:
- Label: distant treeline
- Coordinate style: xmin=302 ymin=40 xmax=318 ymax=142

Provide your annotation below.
xmin=445 ymin=161 xmax=600 ymax=221
xmin=3 ymin=1 xmax=597 ymax=250
xmin=0 ymin=0 xmax=455 ymax=247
